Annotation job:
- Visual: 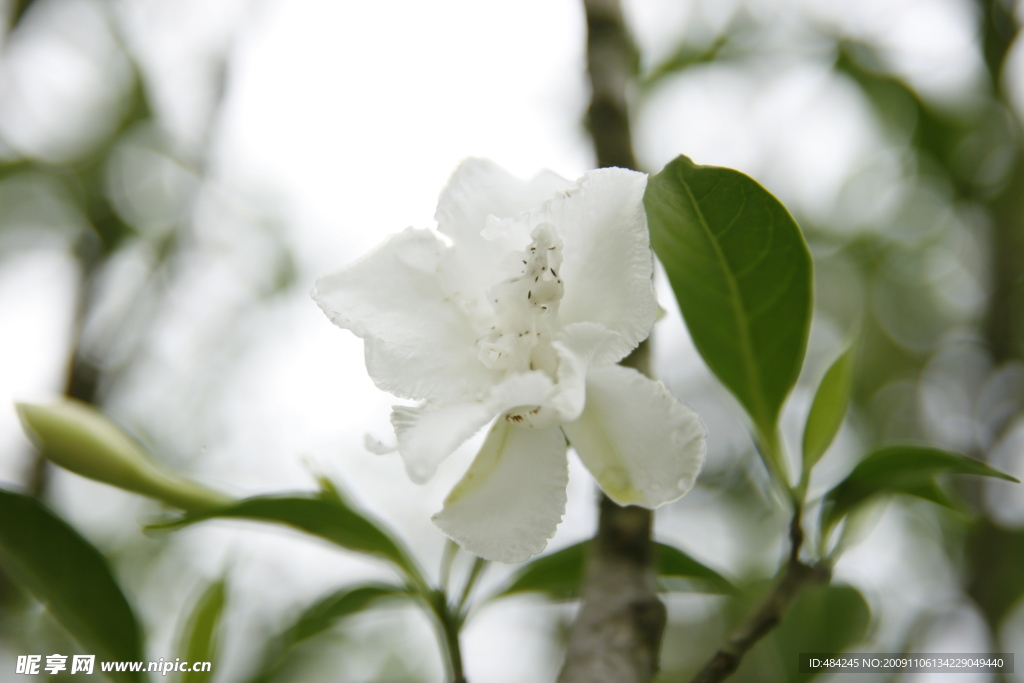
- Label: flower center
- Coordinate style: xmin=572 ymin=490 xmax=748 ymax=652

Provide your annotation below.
xmin=476 ymin=224 xmax=564 ymax=378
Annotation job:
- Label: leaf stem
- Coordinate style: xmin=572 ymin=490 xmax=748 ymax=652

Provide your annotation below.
xmin=455 ymin=557 xmax=488 ymax=620
xmin=425 ymin=589 xmax=467 ymax=683
xmin=754 ymin=428 xmax=798 ymax=507
xmin=440 ymin=539 xmax=459 ymax=593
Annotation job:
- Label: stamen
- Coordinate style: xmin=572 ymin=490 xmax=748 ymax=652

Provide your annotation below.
xmin=475 ymin=224 xmax=565 ymax=378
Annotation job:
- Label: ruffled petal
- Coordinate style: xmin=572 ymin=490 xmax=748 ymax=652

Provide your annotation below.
xmin=539 ymin=168 xmax=658 ymax=363
xmin=435 ymin=159 xmax=572 ymax=319
xmin=543 ymin=322 xmax=629 ymax=425
xmin=556 ymin=321 xmax=630 ymax=368
xmin=433 ymin=421 xmax=568 ymax=563
xmin=391 ymin=371 xmax=555 ymax=483
xmin=563 ymin=365 xmax=706 ymax=507
xmin=313 ymin=228 xmax=498 ymax=404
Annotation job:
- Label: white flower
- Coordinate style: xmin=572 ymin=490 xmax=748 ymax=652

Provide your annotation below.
xmin=313 ymin=159 xmax=706 ymax=563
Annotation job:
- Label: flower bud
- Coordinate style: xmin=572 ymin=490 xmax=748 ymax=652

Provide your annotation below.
xmin=16 ymin=400 xmax=232 ymax=512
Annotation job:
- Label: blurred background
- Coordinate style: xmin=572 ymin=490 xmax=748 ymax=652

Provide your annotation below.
xmin=0 ymin=0 xmax=1022 ymax=681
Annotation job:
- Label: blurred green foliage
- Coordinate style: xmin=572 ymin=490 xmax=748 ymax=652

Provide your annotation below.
xmin=178 ymin=579 xmax=226 ymax=683
xmin=0 ymin=490 xmax=143 ymax=681
xmin=0 ymin=0 xmax=296 ymax=674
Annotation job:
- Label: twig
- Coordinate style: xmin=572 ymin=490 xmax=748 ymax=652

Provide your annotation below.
xmin=688 ymin=505 xmax=831 ymax=683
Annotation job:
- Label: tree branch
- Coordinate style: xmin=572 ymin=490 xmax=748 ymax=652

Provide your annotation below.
xmin=558 ymin=496 xmax=666 ymax=683
xmin=581 ymin=0 xmax=639 ymax=171
xmin=558 ymin=5 xmax=663 ymax=681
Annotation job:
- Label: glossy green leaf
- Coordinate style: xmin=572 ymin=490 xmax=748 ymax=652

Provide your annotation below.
xmin=497 ymin=540 xmax=734 ymax=601
xmin=802 ymin=346 xmax=856 ymax=472
xmin=150 ymin=495 xmax=421 ymax=584
xmin=180 ymin=579 xmax=226 ymax=683
xmin=247 ymin=584 xmax=405 ymax=683
xmin=645 ymin=155 xmax=813 ymax=439
xmin=822 ymin=446 xmax=1019 ymax=533
xmin=0 ymin=488 xmax=143 ymax=681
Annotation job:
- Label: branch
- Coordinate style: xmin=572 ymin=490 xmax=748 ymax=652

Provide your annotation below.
xmin=582 ymin=0 xmax=639 ymax=171
xmin=688 ymin=510 xmax=831 ymax=683
xmin=558 ymin=496 xmax=666 ymax=683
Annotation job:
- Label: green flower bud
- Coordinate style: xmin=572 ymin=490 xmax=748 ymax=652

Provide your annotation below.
xmin=16 ymin=400 xmax=232 ymax=512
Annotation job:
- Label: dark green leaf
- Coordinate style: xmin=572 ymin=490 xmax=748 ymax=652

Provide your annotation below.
xmin=822 ymin=446 xmax=1019 ymax=532
xmin=657 ymin=542 xmax=737 ymax=595
xmin=247 ymin=584 xmax=405 ymax=683
xmin=738 ymin=584 xmax=870 ymax=682
xmin=499 ymin=542 xmax=586 ymax=601
xmin=284 ymin=584 xmax=404 ymax=644
xmin=180 ymin=579 xmax=226 ymax=683
xmin=0 ymin=488 xmax=143 ymax=681
xmin=966 ymin=520 xmax=1024 ymax=628
xmin=150 ymin=496 xmax=421 ymax=584
xmin=645 ymin=155 xmax=813 ymax=439
xmin=802 ymin=346 xmax=856 ymax=472
xmin=497 ymin=541 xmax=734 ymax=601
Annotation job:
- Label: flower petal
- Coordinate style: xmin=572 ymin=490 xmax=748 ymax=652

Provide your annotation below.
xmin=433 ymin=421 xmax=568 ymax=563
xmin=391 ymin=371 xmax=555 ymax=484
xmin=313 ymin=228 xmax=497 ymax=403
xmin=556 ymin=321 xmax=630 ymax=368
xmin=435 ymin=159 xmax=572 ymax=318
xmin=544 ymin=322 xmax=628 ymax=425
xmin=541 ymin=168 xmax=658 ymax=362
xmin=563 ymin=365 xmax=706 ymax=507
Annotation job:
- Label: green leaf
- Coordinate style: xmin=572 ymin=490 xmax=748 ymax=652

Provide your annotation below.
xmin=283 ymin=584 xmax=404 ymax=644
xmin=150 ymin=496 xmax=422 ymax=586
xmin=802 ymin=346 xmax=856 ymax=472
xmin=822 ymin=446 xmax=1019 ymax=533
xmin=179 ymin=579 xmax=226 ymax=683
xmin=498 ymin=541 xmax=586 ymax=601
xmin=497 ymin=541 xmax=734 ymax=601
xmin=966 ymin=520 xmax=1024 ymax=627
xmin=0 ymin=488 xmax=143 ymax=680
xmin=247 ymin=584 xmax=405 ymax=683
xmin=737 ymin=584 xmax=870 ymax=682
xmin=645 ymin=156 xmax=813 ymax=439
xmin=656 ymin=542 xmax=738 ymax=595
xmin=641 ymin=35 xmax=730 ymax=90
